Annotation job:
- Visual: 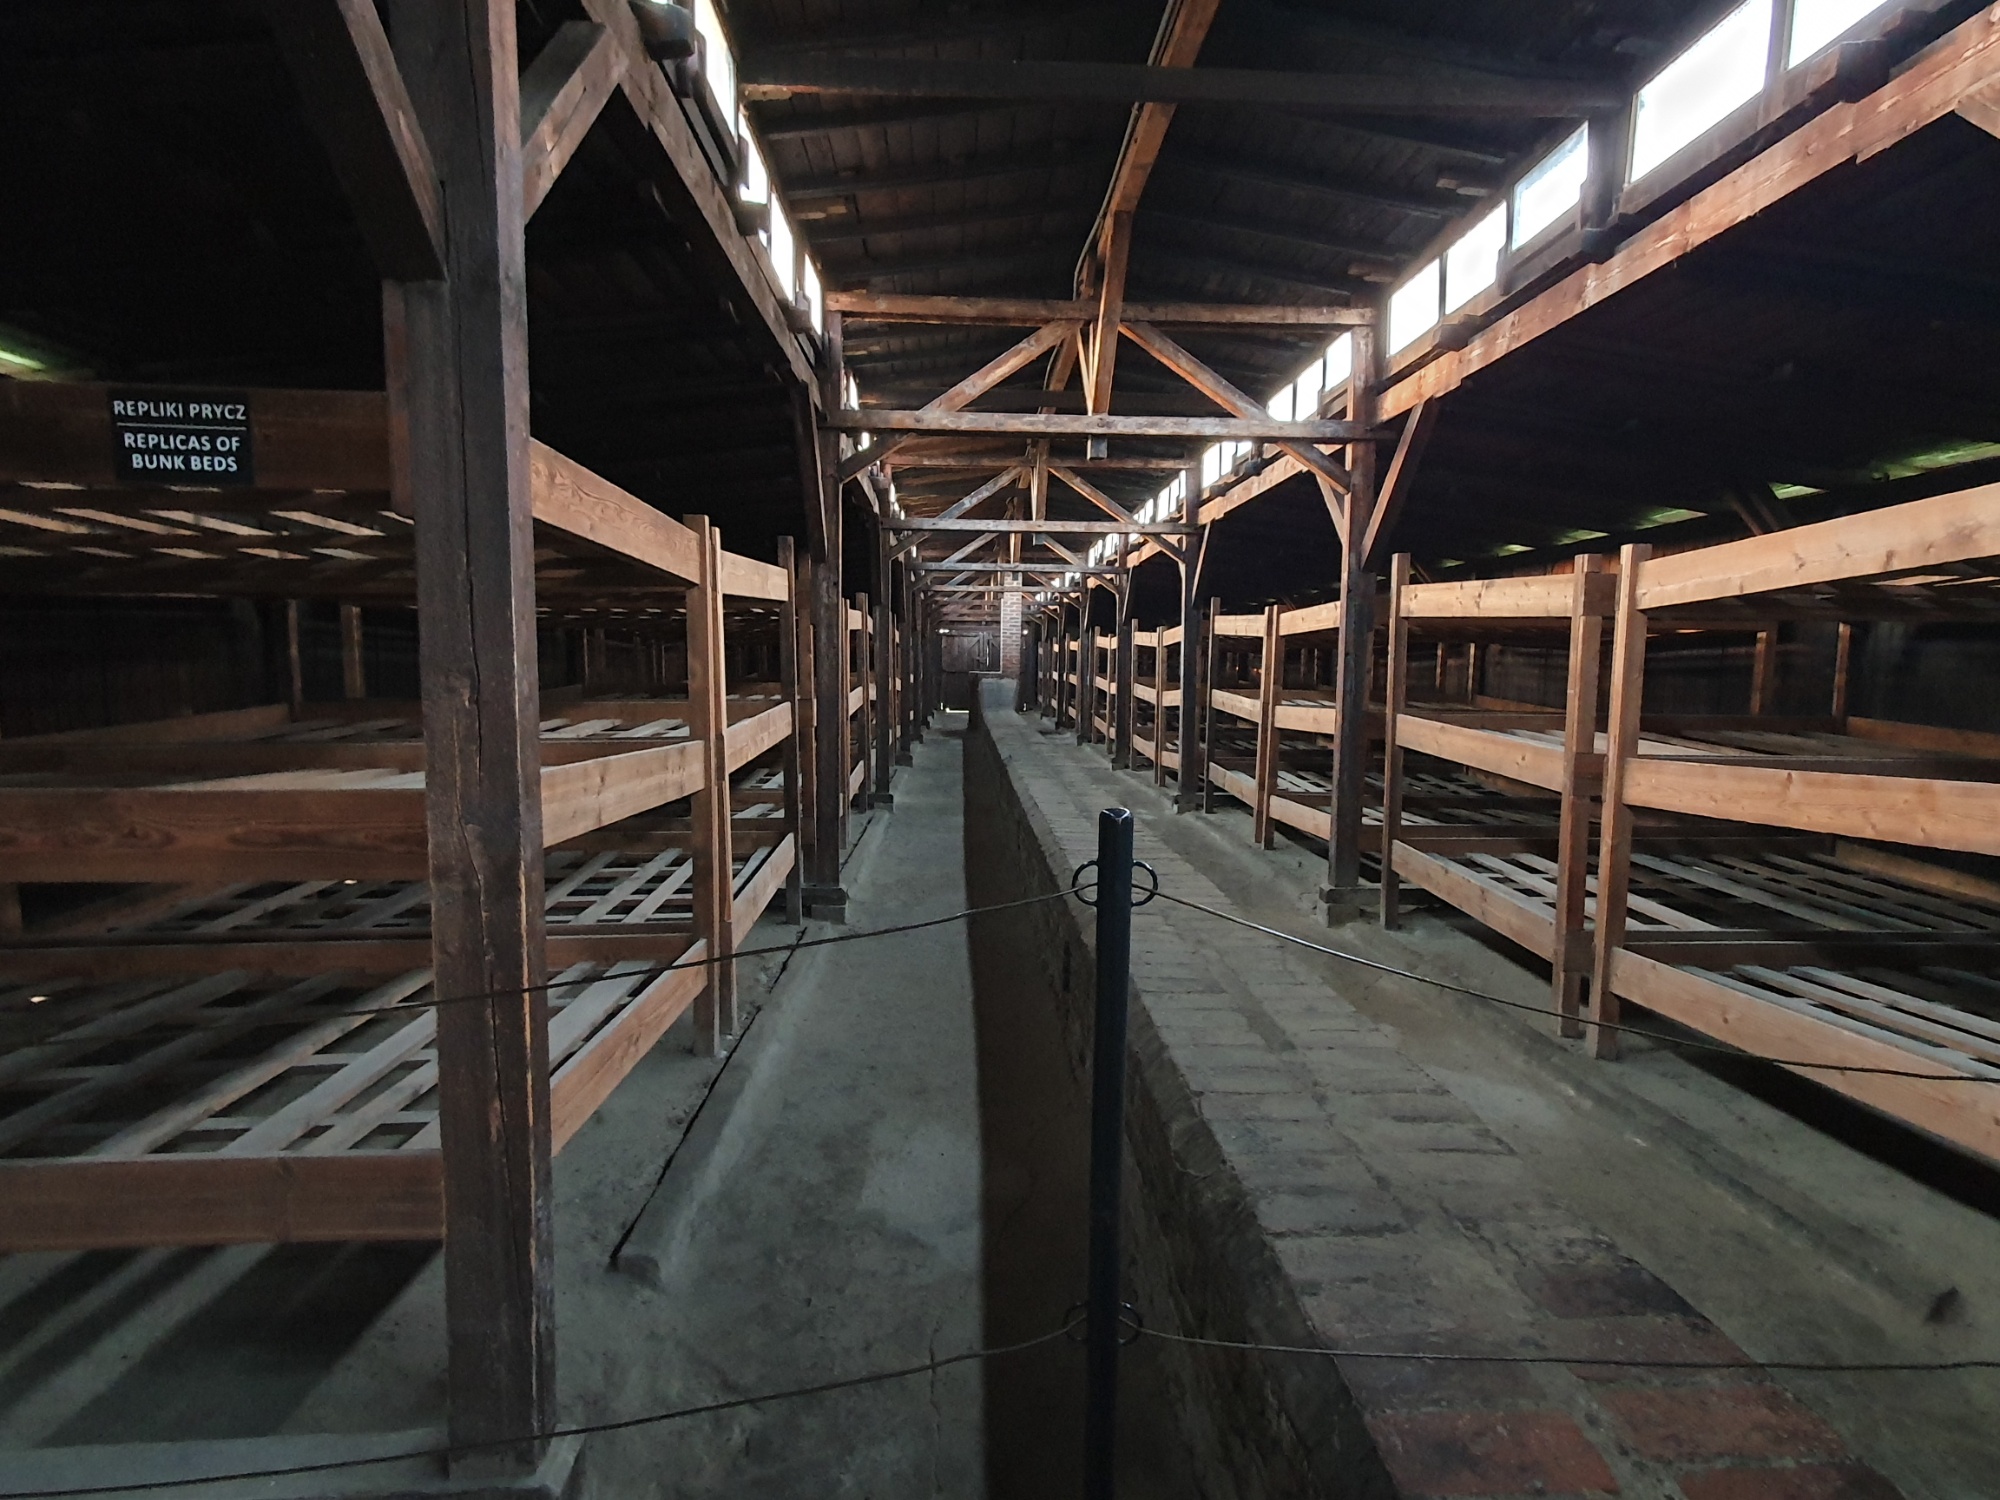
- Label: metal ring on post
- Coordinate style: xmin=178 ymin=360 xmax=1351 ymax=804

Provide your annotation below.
xmin=1071 ymin=860 xmax=1099 ymax=906
xmin=1131 ymin=861 xmax=1160 ymax=907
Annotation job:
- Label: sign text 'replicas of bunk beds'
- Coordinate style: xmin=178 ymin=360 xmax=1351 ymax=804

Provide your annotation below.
xmin=109 ymin=389 xmax=253 ymax=484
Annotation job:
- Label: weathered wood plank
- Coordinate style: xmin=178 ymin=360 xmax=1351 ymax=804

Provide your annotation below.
xmin=0 ymin=1152 xmax=444 ymax=1251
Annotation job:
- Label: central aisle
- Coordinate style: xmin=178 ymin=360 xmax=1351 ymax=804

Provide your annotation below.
xmin=588 ymin=714 xmax=985 ymax=1497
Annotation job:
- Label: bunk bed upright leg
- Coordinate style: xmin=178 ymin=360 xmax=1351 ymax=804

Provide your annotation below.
xmin=339 ymin=601 xmax=366 ymax=699
xmin=1553 ymin=555 xmax=1608 ymax=1036
xmin=1379 ymin=556 xmax=1411 ymax=929
xmin=873 ymin=596 xmax=895 ymax=805
xmin=779 ymin=537 xmax=805 ymax=926
xmin=1153 ymin=635 xmax=1170 ymax=787
xmin=1832 ymin=620 xmax=1854 ymax=720
xmin=1113 ymin=620 xmax=1136 ymax=769
xmin=686 ymin=517 xmax=736 ymax=1051
xmin=1589 ymin=545 xmax=1650 ymax=1061
xmin=1201 ymin=598 xmax=1222 ymax=814
xmin=1750 ymin=624 xmax=1777 ymax=714
xmin=1253 ymin=604 xmax=1282 ymax=848
xmin=284 ymin=598 xmax=304 ymax=713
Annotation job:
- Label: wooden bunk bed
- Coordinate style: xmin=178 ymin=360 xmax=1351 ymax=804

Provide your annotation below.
xmin=1368 ymin=488 xmax=2000 ymax=1160
xmin=0 ymin=380 xmax=807 ymax=1247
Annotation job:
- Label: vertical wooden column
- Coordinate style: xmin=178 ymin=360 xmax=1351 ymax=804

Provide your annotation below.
xmin=778 ymin=537 xmax=805 ymax=925
xmin=1200 ymin=597 xmax=1222 ymax=813
xmin=1251 ymin=604 xmax=1282 ymax=848
xmin=1588 ymin=544 xmax=1651 ymax=1061
xmin=794 ymin=552 xmax=820 ymax=894
xmin=1076 ymin=612 xmax=1095 ymax=745
xmin=1749 ymin=625 xmax=1777 ymax=714
xmin=385 ymin=0 xmax=549 ymax=1467
xmin=1379 ymin=556 xmax=1411 ymax=929
xmin=339 ymin=602 xmax=366 ymax=699
xmin=284 ymin=599 xmax=305 ymax=713
xmin=686 ymin=517 xmax=735 ymax=1051
xmin=808 ymin=545 xmax=847 ymax=913
xmin=1465 ymin=641 xmax=1482 ymax=703
xmin=1327 ymin=327 xmax=1380 ymax=915
xmin=1111 ymin=619 xmax=1135 ymax=767
xmin=1831 ymin=620 xmax=1854 ymax=719
xmin=853 ymin=591 xmax=872 ymax=810
xmin=1551 ymin=555 xmax=1608 ymax=1036
xmin=1152 ymin=633 xmax=1170 ymax=787
xmin=873 ymin=589 xmax=894 ymax=803
xmin=1175 ymin=559 xmax=1203 ymax=812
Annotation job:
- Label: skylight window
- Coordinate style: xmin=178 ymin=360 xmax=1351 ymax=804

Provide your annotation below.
xmin=1201 ymin=444 xmax=1223 ymax=488
xmin=1387 ymin=259 xmax=1441 ymax=353
xmin=1444 ymin=205 xmax=1507 ymax=313
xmin=1630 ymin=0 xmax=1773 ymax=181
xmin=1290 ymin=364 xmax=1323 ymax=420
xmin=738 ymin=122 xmax=770 ymax=206
xmin=800 ymin=256 xmax=824 ymax=330
xmin=766 ymin=197 xmax=796 ymax=299
xmin=695 ymin=0 xmax=736 ymax=117
xmin=1321 ymin=333 xmax=1353 ymax=394
xmin=1267 ymin=384 xmax=1296 ymax=422
xmin=1511 ymin=126 xmax=1588 ymax=248
xmin=1788 ymin=0 xmax=1891 ymax=66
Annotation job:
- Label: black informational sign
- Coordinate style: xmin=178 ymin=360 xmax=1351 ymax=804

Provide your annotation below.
xmin=109 ymin=390 xmax=254 ymax=485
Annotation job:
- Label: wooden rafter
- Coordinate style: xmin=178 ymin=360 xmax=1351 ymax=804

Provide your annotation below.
xmin=265 ymin=0 xmax=445 ymax=280
xmin=520 ymin=20 xmax=628 ymax=220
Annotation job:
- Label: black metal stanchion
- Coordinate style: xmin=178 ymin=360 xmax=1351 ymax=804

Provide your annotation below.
xmin=1084 ymin=806 xmax=1134 ymax=1500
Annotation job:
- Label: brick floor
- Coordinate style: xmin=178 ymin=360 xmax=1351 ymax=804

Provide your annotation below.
xmin=981 ymin=698 xmax=1908 ymax=1500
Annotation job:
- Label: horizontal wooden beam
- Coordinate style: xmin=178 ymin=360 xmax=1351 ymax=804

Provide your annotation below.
xmin=916 ymin=561 xmax=1122 ymax=574
xmin=826 ymin=292 xmax=1373 ymax=327
xmin=828 ymin=410 xmax=1368 ymax=440
xmin=889 ymin=518 xmax=1196 ymax=534
xmin=0 ymin=1151 xmax=443 ymax=1250
xmin=0 ymin=929 xmax=698 ymax=981
xmin=741 ymin=57 xmax=1622 ymax=116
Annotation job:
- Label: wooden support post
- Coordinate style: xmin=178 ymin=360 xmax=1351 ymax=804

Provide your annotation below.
xmin=779 ymin=536 xmax=805 ymax=925
xmin=1200 ymin=597 xmax=1221 ymax=813
xmin=686 ymin=516 xmax=735 ymax=1051
xmin=1465 ymin=641 xmax=1481 ymax=703
xmin=340 ymin=602 xmax=367 ymax=699
xmin=1588 ymin=544 xmax=1651 ymax=1062
xmin=1152 ymin=632 xmax=1169 ymax=787
xmin=1112 ymin=619 xmax=1135 ymax=769
xmin=1076 ymin=613 xmax=1096 ymax=745
xmin=794 ymin=552 xmax=821 ymax=892
xmin=873 ymin=595 xmax=894 ymax=805
xmin=285 ymin=599 xmax=305 ymax=713
xmin=855 ymin=593 xmax=872 ymax=810
xmin=1379 ymin=555 xmax=1410 ymax=930
xmin=384 ymin=0 xmax=550 ymax=1468
xmin=1750 ymin=624 xmax=1777 ymax=714
xmin=1252 ymin=604 xmax=1282 ymax=848
xmin=807 ymin=546 xmax=847 ymax=917
xmin=1831 ymin=620 xmax=1854 ymax=720
xmin=1552 ymin=555 xmax=1607 ymax=1037
xmin=1327 ymin=327 xmax=1379 ymax=917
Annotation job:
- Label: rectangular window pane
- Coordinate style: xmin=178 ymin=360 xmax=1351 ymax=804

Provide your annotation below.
xmin=800 ymin=256 xmax=823 ymax=331
xmin=1511 ymin=126 xmax=1588 ymax=248
xmin=1444 ymin=205 xmax=1507 ymax=313
xmin=1788 ymin=0 xmax=1890 ymax=65
xmin=1291 ymin=365 xmax=1323 ymax=419
xmin=1630 ymin=0 xmax=1772 ymax=181
xmin=738 ymin=120 xmax=770 ymax=205
xmin=1267 ymin=384 xmax=1296 ymax=422
xmin=1388 ymin=259 xmax=1441 ymax=353
xmin=767 ymin=198 xmax=796 ymax=299
xmin=1321 ymin=333 xmax=1353 ymax=393
xmin=696 ymin=0 xmax=736 ymax=116
xmin=1201 ymin=445 xmax=1222 ymax=487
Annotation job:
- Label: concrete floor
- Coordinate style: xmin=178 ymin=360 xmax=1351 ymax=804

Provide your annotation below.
xmin=292 ymin=717 xmax=990 ymax=1496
